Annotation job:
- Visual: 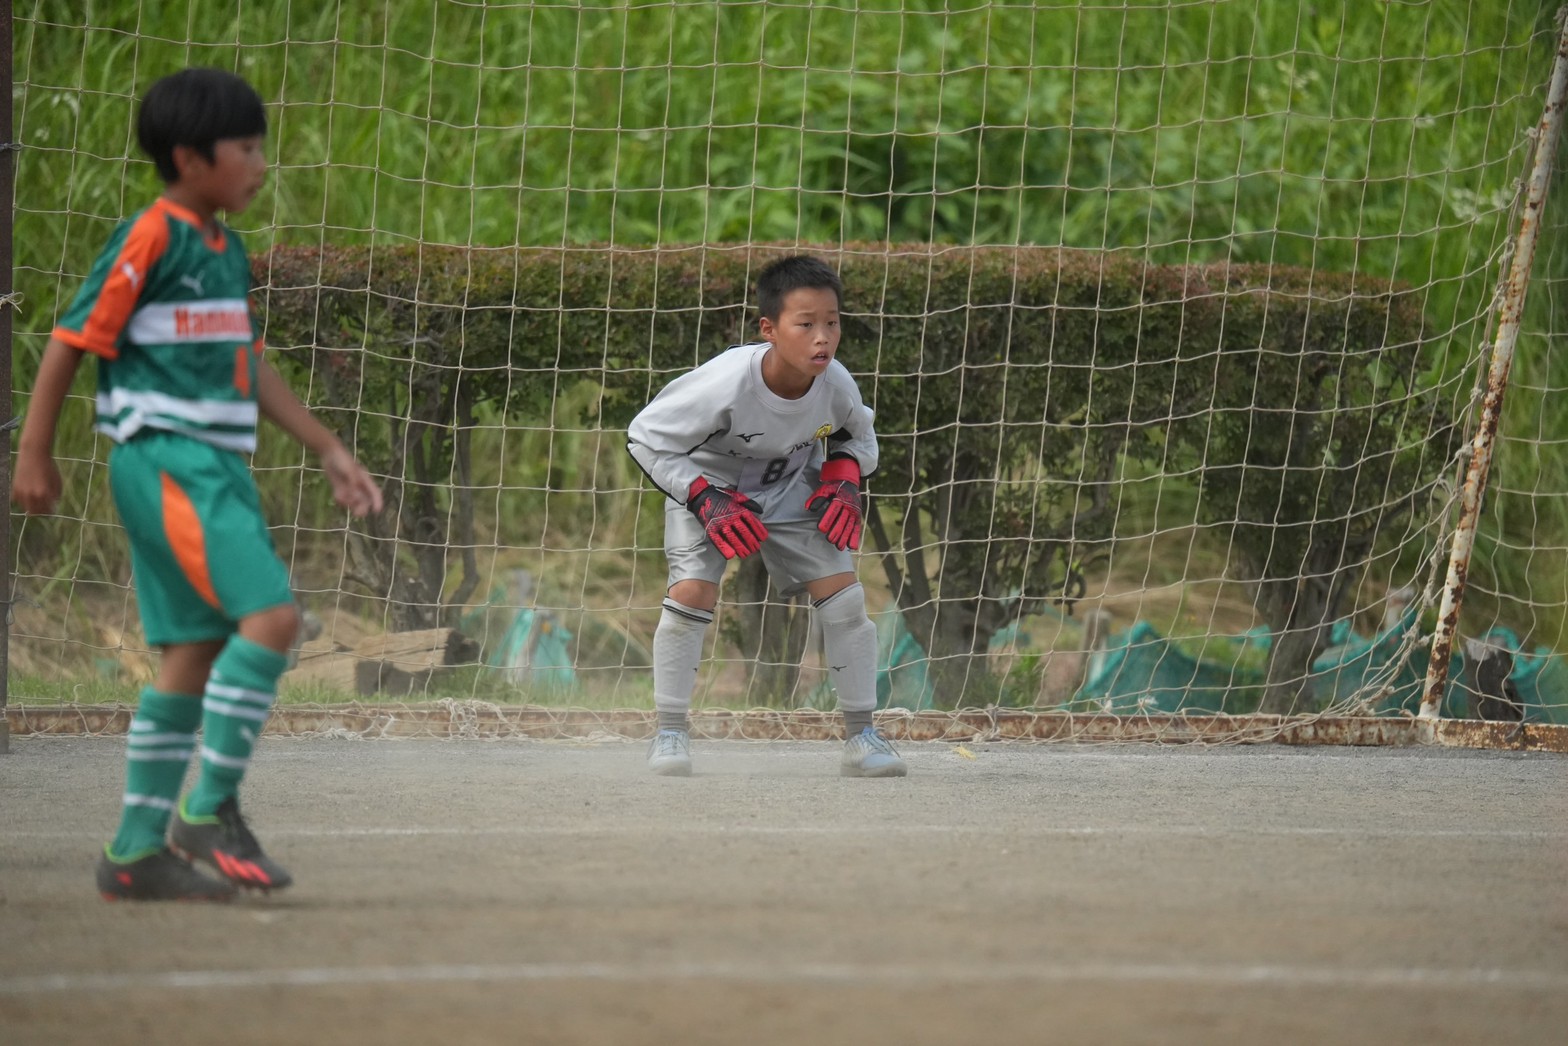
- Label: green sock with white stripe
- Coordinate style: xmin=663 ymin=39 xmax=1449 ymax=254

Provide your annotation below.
xmin=183 ymin=635 xmax=288 ymax=819
xmin=107 ymin=688 xmax=202 ymax=862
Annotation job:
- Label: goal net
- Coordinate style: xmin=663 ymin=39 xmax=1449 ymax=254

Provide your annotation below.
xmin=8 ymin=1 xmax=1568 ymax=740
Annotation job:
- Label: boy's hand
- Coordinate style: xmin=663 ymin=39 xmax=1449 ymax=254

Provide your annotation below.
xmin=321 ymin=444 xmax=384 ymax=518
xmin=806 ymin=457 xmax=862 ymax=551
xmin=12 ymin=448 xmax=63 ymax=515
xmin=687 ymin=477 xmax=768 ymax=559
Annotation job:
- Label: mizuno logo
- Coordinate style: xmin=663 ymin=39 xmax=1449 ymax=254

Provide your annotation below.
xmin=735 ymin=432 xmax=764 ymax=443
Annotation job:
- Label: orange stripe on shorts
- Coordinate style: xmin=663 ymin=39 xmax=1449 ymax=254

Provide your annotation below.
xmin=159 ymin=472 xmax=220 ymax=608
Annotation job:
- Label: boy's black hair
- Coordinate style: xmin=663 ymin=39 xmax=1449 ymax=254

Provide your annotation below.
xmin=137 ymin=68 xmax=267 ymax=183
xmin=756 ymin=255 xmax=843 ymax=320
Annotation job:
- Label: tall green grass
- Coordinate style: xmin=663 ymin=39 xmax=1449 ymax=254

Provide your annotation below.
xmin=10 ymin=0 xmax=1568 ymax=673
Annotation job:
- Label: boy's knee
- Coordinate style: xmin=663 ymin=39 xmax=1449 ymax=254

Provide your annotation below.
xmin=814 ymin=581 xmax=869 ymax=624
xmin=805 ymin=571 xmax=858 ymax=605
xmin=658 ymin=596 xmax=715 ymax=631
xmin=667 ymin=579 xmax=718 ymax=613
xmin=239 ymin=601 xmax=301 ymax=654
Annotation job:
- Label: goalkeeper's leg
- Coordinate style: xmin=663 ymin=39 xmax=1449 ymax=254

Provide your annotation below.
xmin=649 ymin=580 xmax=716 ymax=775
xmin=811 ymin=578 xmax=907 ymax=777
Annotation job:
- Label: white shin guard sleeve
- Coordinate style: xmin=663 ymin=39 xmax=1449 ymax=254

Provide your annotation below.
xmin=815 ymin=583 xmax=878 ymax=714
xmin=653 ymin=598 xmax=713 ymax=714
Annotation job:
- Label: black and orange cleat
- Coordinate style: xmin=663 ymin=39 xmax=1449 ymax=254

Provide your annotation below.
xmin=96 ymin=847 xmax=236 ymax=902
xmin=170 ymin=797 xmax=293 ymax=893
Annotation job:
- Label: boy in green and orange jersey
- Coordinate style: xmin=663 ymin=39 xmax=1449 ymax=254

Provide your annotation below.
xmin=13 ymin=68 xmax=383 ymax=901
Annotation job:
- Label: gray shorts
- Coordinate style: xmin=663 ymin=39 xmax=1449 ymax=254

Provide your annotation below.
xmin=664 ymin=500 xmax=852 ymax=596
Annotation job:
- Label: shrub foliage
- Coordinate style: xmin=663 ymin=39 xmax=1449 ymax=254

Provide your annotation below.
xmin=258 ymin=244 xmax=1455 ymax=707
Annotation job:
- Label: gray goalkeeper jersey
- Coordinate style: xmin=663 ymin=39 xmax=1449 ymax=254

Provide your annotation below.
xmin=627 ymin=342 xmax=879 ymax=516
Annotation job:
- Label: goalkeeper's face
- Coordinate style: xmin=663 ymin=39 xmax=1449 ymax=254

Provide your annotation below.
xmin=760 ymin=286 xmax=842 ymax=386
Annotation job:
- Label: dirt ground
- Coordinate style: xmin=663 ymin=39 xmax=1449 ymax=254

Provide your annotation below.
xmin=2 ymin=736 xmax=1565 ymax=1045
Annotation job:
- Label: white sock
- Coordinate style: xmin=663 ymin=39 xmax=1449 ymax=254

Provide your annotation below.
xmin=653 ymin=598 xmax=712 ymax=725
xmin=816 ymin=583 xmax=878 ymax=716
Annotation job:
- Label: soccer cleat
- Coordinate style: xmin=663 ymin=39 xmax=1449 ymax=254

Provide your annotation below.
xmin=170 ymin=796 xmax=293 ymax=892
xmin=841 ymin=726 xmax=908 ymax=778
xmin=96 ymin=847 xmax=236 ymax=903
xmin=647 ymin=729 xmax=693 ymax=776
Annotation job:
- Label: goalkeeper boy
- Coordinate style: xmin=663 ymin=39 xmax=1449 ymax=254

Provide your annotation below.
xmin=12 ymin=68 xmax=383 ymax=901
xmin=627 ymin=255 xmax=906 ymax=778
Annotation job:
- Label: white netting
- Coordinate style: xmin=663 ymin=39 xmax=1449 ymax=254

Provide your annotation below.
xmin=7 ymin=1 xmax=1567 ymax=740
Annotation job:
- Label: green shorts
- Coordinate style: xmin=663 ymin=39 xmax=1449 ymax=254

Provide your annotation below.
xmin=108 ymin=430 xmax=293 ymax=646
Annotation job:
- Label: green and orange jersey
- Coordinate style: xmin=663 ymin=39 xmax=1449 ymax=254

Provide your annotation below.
xmin=53 ymin=197 xmax=264 ymax=453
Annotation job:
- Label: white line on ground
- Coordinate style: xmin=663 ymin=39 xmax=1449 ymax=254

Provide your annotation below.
xmin=4 ymin=960 xmax=1565 ymax=996
xmin=8 ymin=824 xmax=1565 ymax=840
xmin=21 ymin=736 xmax=1562 ymax=761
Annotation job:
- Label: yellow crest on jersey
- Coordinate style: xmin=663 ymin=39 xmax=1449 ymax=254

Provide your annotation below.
xmin=814 ymin=424 xmax=833 ymax=441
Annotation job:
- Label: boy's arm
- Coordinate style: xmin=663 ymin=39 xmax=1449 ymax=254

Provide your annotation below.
xmin=825 ymin=405 xmax=878 ymax=478
xmin=826 ymin=371 xmax=879 ymax=478
xmin=803 ymin=379 xmax=880 ymax=551
xmin=255 ymin=360 xmax=384 ymax=518
xmin=12 ymin=336 xmax=87 ymax=515
xmin=626 ymin=435 xmax=706 ymax=504
xmin=627 ymin=364 xmax=768 ymax=558
xmin=625 ymin=369 xmax=730 ymax=502
xmin=808 ymin=401 xmax=878 ymax=553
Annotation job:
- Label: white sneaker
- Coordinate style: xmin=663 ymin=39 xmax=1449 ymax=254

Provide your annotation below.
xmin=647 ymin=729 xmax=693 ymax=776
xmin=841 ymin=727 xmax=908 ymax=778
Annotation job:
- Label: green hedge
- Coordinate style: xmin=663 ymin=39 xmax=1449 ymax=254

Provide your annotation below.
xmin=258 ymin=244 xmax=1457 ymax=703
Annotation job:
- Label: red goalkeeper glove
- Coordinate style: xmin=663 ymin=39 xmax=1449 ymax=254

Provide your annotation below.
xmin=687 ymin=477 xmax=769 ymax=559
xmin=806 ymin=457 xmax=863 ymax=551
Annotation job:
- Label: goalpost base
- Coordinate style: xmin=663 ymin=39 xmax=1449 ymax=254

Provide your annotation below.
xmin=7 ymin=704 xmax=1565 ymax=754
